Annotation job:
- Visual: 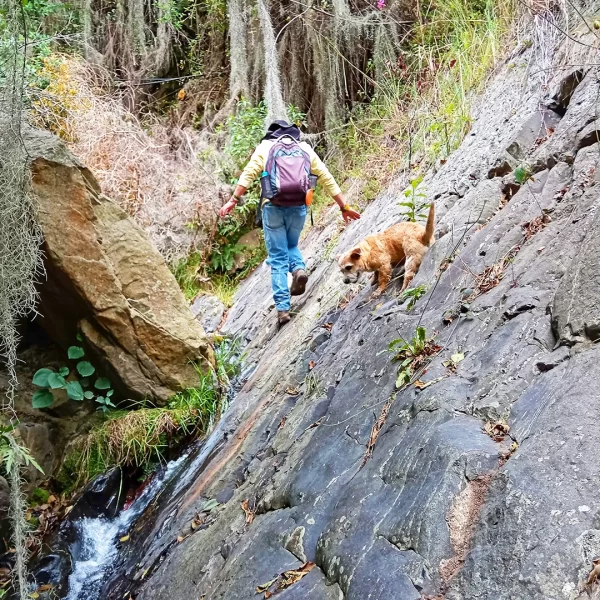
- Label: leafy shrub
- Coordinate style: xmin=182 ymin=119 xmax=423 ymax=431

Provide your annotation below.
xmin=31 ymin=344 xmax=115 ymax=412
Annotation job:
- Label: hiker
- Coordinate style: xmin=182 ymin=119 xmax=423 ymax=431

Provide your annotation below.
xmin=219 ymin=120 xmax=360 ymax=326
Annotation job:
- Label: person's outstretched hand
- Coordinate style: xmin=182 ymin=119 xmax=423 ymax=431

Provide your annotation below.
xmin=219 ymin=198 xmax=237 ymax=218
xmin=342 ymin=207 xmax=361 ymax=223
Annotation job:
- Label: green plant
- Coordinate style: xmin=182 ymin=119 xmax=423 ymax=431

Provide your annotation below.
xmin=399 ymin=176 xmax=430 ymax=222
xmin=30 ymin=487 xmax=50 ymax=505
xmin=0 ymin=423 xmax=43 ymax=476
xmin=225 ymin=99 xmax=267 ymax=170
xmin=514 ymin=165 xmax=532 ymax=185
xmin=388 ymin=327 xmax=441 ymax=387
xmin=210 ymin=241 xmax=244 ymax=273
xmin=31 ymin=343 xmax=115 ymax=412
xmin=63 ymin=338 xmax=243 ymax=484
xmin=304 ymin=371 xmax=323 ymax=399
xmin=400 ymin=284 xmax=428 ymax=310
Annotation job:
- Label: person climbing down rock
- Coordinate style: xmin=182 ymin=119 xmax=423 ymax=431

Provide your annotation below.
xmin=220 ymin=119 xmax=360 ymax=326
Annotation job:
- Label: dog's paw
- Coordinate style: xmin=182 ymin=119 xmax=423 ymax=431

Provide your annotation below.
xmin=370 ymin=290 xmax=383 ymax=300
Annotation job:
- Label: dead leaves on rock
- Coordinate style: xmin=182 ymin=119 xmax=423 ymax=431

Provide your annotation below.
xmin=467 ymin=247 xmax=520 ymax=303
xmin=522 ymin=214 xmax=551 ymax=241
xmin=362 ymin=395 xmax=394 ymax=467
xmin=241 ymin=498 xmax=256 ymax=525
xmin=176 ymin=498 xmax=219 ymax=543
xmin=256 ymin=561 xmax=316 ymax=597
xmin=484 ymin=419 xmax=510 ymax=442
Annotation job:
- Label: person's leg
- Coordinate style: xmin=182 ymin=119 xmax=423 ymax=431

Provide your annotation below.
xmin=285 ymin=205 xmax=307 ymax=273
xmin=262 ymin=203 xmax=291 ymax=312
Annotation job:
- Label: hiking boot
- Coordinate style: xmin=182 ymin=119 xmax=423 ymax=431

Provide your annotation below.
xmin=278 ymin=311 xmax=291 ymax=326
xmin=290 ymin=269 xmax=308 ymax=296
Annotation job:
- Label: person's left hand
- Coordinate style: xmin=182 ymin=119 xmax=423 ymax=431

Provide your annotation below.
xmin=342 ymin=208 xmax=361 ymax=223
xmin=219 ymin=198 xmax=237 ymax=218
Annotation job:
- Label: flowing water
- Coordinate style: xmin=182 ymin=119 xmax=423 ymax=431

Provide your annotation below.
xmin=64 ymin=452 xmax=189 ymax=600
xmin=59 ymin=361 xmax=256 ymax=600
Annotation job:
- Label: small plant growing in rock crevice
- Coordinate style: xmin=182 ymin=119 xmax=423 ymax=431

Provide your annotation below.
xmin=389 ymin=326 xmax=441 ymax=388
xmin=31 ymin=342 xmax=115 ymax=412
xmin=400 ymin=284 xmax=428 ymax=310
xmin=399 ymin=176 xmax=431 ymax=222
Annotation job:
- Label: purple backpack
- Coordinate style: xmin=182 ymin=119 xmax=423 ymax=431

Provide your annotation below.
xmin=263 ymin=138 xmax=311 ymax=206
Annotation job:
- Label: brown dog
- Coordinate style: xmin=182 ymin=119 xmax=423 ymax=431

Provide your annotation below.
xmin=337 ymin=203 xmax=435 ymax=297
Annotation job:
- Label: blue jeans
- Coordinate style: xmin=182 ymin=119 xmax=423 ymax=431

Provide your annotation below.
xmin=262 ymin=203 xmax=307 ymax=311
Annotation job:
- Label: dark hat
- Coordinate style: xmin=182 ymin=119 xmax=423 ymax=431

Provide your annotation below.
xmin=263 ymin=119 xmax=301 ymax=141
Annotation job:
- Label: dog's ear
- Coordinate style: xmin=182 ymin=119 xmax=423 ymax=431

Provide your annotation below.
xmin=350 ymin=247 xmax=362 ymax=260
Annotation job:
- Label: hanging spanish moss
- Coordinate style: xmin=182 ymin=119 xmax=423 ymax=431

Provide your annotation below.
xmin=76 ymin=0 xmax=413 ymax=130
xmin=0 ymin=0 xmax=45 ymax=596
xmin=228 ymin=0 xmax=249 ymax=98
xmin=258 ymin=0 xmax=288 ymax=125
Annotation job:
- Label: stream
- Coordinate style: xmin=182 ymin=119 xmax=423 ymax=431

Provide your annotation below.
xmin=64 ymin=452 xmax=189 ymax=600
xmin=42 ymin=361 xmax=257 ymax=600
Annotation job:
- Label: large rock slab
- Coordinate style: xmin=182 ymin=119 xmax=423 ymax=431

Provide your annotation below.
xmin=26 ymin=128 xmax=214 ymax=403
xmin=552 ymin=186 xmax=600 ymax=344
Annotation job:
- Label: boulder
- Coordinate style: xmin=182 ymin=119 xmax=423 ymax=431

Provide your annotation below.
xmin=68 ymin=467 xmax=126 ymax=519
xmin=24 ymin=128 xmax=214 ymax=404
xmin=191 ymin=294 xmax=226 ymax=333
xmin=231 ymin=228 xmax=263 ymax=273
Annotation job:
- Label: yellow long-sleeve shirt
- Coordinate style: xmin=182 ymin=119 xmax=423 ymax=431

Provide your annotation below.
xmin=237 ymin=138 xmax=342 ymax=198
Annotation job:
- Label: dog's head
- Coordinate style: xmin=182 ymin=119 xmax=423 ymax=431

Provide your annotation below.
xmin=337 ymin=247 xmax=363 ymax=284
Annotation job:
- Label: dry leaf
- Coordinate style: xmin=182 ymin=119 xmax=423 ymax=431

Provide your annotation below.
xmin=256 ymin=579 xmax=277 ymax=593
xmin=177 ymin=89 xmax=186 ymax=100
xmin=241 ymin=499 xmax=255 ymax=525
xmin=484 ymin=419 xmax=510 ymax=441
xmin=256 ymin=562 xmax=316 ymax=597
xmin=285 ymin=387 xmax=300 ymax=396
xmin=322 ymin=322 xmax=333 ymax=331
xmin=47 ymin=495 xmax=57 ymax=504
xmin=450 ymin=352 xmax=464 ymax=364
xmin=37 ymin=584 xmax=54 ymax=592
xmin=30 ymin=593 xmax=39 ymax=599
xmin=64 ymin=505 xmax=73 ymax=516
xmin=119 ymin=535 xmax=130 ymax=543
xmin=308 ymin=360 xmax=315 ymax=370
xmin=278 ymin=416 xmax=287 ymax=430
xmin=177 ymin=535 xmax=185 ymax=543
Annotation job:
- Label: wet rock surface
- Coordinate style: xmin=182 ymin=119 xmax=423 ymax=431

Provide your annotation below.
xmin=191 ymin=294 xmax=227 ymax=333
xmin=68 ymin=35 xmax=600 ymax=600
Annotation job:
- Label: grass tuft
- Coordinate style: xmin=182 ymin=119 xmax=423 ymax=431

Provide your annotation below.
xmin=61 ymin=338 xmax=244 ymax=489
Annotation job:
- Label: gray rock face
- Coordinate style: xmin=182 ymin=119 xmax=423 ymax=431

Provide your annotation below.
xmin=96 ymin=32 xmax=600 ymax=600
xmin=552 ymin=204 xmax=600 ymax=344
xmin=191 ymin=294 xmax=227 ymax=333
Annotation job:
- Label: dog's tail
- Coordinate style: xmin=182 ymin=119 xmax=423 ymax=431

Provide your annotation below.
xmin=420 ymin=202 xmax=435 ymax=246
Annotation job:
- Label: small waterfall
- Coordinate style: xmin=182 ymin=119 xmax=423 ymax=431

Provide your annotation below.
xmin=64 ymin=452 xmax=189 ymax=600
xmin=257 ymin=0 xmax=288 ymax=126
